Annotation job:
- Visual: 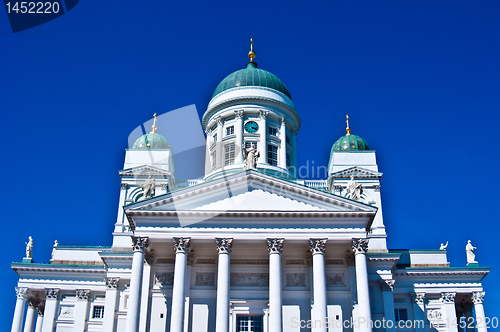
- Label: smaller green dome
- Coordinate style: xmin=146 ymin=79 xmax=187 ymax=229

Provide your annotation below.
xmin=332 ymin=134 xmax=370 ymax=151
xmin=132 ymin=132 xmax=170 ymax=150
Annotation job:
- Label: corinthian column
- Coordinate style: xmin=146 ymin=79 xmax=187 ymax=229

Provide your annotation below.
xmin=11 ymin=287 xmax=28 ymax=332
xmin=440 ymin=292 xmax=457 ymax=332
xmin=102 ymin=278 xmax=119 ymax=332
xmin=268 ymin=238 xmax=284 ymax=332
xmin=352 ymin=238 xmax=372 ymax=332
xmin=216 ymin=117 xmax=224 ymax=168
xmin=279 ymin=117 xmax=287 ymax=168
xmin=74 ymin=290 xmax=90 ymax=332
xmin=125 ymin=236 xmax=149 ymax=332
xmin=34 ymin=306 xmax=43 ymax=332
xmin=472 ymin=292 xmax=487 ymax=332
xmin=259 ymin=111 xmax=268 ymax=164
xmin=234 ymin=110 xmax=244 ymax=164
xmin=215 ymin=238 xmax=233 ymax=332
xmin=310 ymin=238 xmax=327 ymax=332
xmin=41 ymin=288 xmax=59 ymax=332
xmin=170 ymin=237 xmax=191 ymax=332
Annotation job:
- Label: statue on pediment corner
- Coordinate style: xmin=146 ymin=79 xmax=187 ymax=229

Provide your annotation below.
xmin=466 ymin=240 xmax=477 ymax=264
xmin=25 ymin=236 xmax=33 ymax=259
xmin=439 ymin=241 xmax=448 ymax=250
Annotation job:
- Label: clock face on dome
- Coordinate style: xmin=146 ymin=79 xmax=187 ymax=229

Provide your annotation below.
xmin=245 ymin=121 xmax=259 ymax=133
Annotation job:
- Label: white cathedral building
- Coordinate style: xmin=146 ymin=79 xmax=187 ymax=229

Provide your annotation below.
xmin=11 ymin=43 xmax=491 ymax=332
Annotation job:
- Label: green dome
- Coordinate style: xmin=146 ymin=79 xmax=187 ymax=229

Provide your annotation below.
xmin=132 ymin=132 xmax=170 ymax=150
xmin=212 ymin=62 xmax=292 ymax=99
xmin=332 ymin=134 xmax=370 ymax=151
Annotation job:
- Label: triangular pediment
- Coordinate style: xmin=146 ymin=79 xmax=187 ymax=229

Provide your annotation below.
xmin=119 ymin=165 xmax=171 ymax=177
xmin=330 ymin=166 xmax=382 ymax=178
xmin=125 ymin=170 xmax=377 ymax=213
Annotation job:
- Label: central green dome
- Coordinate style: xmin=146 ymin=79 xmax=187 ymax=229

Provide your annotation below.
xmin=212 ymin=62 xmax=292 ymax=100
xmin=332 ymin=134 xmax=370 ymax=151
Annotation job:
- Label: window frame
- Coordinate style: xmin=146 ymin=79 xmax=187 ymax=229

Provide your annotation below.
xmin=267 ymin=144 xmax=278 ymax=166
xmin=224 ymin=142 xmax=235 ymax=166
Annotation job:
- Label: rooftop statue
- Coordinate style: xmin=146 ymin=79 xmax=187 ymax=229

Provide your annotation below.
xmin=346 ymin=175 xmax=363 ymax=201
xmin=440 ymin=241 xmax=448 ymax=250
xmin=25 ymin=236 xmax=33 ymax=259
xmin=243 ymin=143 xmax=260 ymax=170
xmin=141 ymin=175 xmax=156 ymax=198
xmin=466 ymin=240 xmax=478 ymax=264
xmin=51 ymin=240 xmax=58 ymax=260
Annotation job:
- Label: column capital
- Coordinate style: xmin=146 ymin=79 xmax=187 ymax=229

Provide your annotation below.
xmin=352 ymin=238 xmax=369 ymax=254
xmin=37 ymin=305 xmax=44 ymax=317
xmin=27 ymin=298 xmax=40 ymax=308
xmin=280 ymin=116 xmax=285 ymax=126
xmin=267 ymin=238 xmax=284 ymax=254
xmin=380 ymin=279 xmax=395 ymax=291
xmin=440 ymin=292 xmax=456 ymax=304
xmin=413 ymin=292 xmax=425 ymax=305
xmin=120 ymin=183 xmax=129 ymax=190
xmin=76 ymin=289 xmax=90 ymax=301
xmin=105 ymin=277 xmax=119 ymax=289
xmin=15 ymin=286 xmax=28 ymax=300
xmin=235 ymin=110 xmax=244 ymax=119
xmin=216 ymin=116 xmax=224 ymax=126
xmin=173 ymin=237 xmax=191 ymax=254
xmin=309 ymin=238 xmax=327 ymax=255
xmin=472 ymin=291 xmax=485 ymax=305
xmin=131 ymin=236 xmax=150 ymax=252
xmin=45 ymin=288 xmax=59 ymax=300
xmin=259 ymin=110 xmax=269 ymax=119
xmin=216 ymin=238 xmax=233 ymax=254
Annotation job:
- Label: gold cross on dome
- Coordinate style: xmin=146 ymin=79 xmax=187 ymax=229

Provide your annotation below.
xmin=151 ymin=113 xmax=157 ymax=133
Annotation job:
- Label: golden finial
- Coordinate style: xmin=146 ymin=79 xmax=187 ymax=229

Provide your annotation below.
xmin=151 ymin=113 xmax=157 ymax=133
xmin=346 ymin=114 xmax=351 ymax=135
xmin=248 ymin=38 xmax=256 ymax=62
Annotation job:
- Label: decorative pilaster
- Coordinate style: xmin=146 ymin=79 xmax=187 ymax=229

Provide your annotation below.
xmin=216 ymin=116 xmax=224 ymax=168
xmin=259 ymin=111 xmax=268 ymax=164
xmin=41 ymin=288 xmax=59 ymax=332
xmin=352 ymin=239 xmax=372 ymax=332
xmin=170 ymin=237 xmax=191 ymax=332
xmin=11 ymin=287 xmax=28 ymax=332
xmin=268 ymin=239 xmax=284 ymax=332
xmin=235 ymin=110 xmax=244 ymax=164
xmin=74 ymin=290 xmax=90 ymax=332
xmin=412 ymin=292 xmax=426 ymax=332
xmin=441 ymin=292 xmax=458 ymax=332
xmin=215 ymin=238 xmax=233 ymax=332
xmin=380 ymin=280 xmax=396 ymax=332
xmin=279 ymin=116 xmax=287 ymax=168
xmin=472 ymin=292 xmax=487 ymax=332
xmin=125 ymin=237 xmax=149 ymax=332
xmin=310 ymin=239 xmax=327 ymax=332
xmin=102 ymin=278 xmax=120 ymax=332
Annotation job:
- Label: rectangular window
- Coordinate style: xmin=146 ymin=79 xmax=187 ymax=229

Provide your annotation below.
xmin=224 ymin=143 xmax=235 ymax=166
xmin=395 ymin=308 xmax=408 ymax=322
xmin=211 ymin=151 xmax=217 ymax=170
xmin=237 ymin=316 xmax=263 ymax=332
xmin=268 ymin=126 xmax=277 ymax=136
xmin=92 ymin=306 xmax=104 ymax=319
xmin=226 ymin=126 xmax=234 ymax=136
xmin=267 ymin=144 xmax=278 ymax=166
xmin=245 ymin=141 xmax=257 ymax=150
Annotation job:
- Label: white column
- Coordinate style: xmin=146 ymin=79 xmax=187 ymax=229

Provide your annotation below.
xmin=267 ymin=239 xmax=284 ymax=332
xmin=279 ymin=117 xmax=287 ymax=168
xmin=215 ymin=238 xmax=233 ymax=332
xmin=472 ymin=292 xmax=487 ymax=332
xmin=11 ymin=287 xmax=28 ymax=332
xmin=34 ymin=308 xmax=43 ymax=332
xmin=352 ymin=239 xmax=372 ymax=332
xmin=259 ymin=111 xmax=268 ymax=164
xmin=310 ymin=239 xmax=328 ymax=332
xmin=170 ymin=237 xmax=191 ymax=332
xmin=235 ymin=110 xmax=244 ymax=164
xmin=412 ymin=293 xmax=426 ymax=332
xmin=441 ymin=292 xmax=458 ymax=332
xmin=73 ymin=290 xmax=90 ymax=332
xmin=216 ymin=117 xmax=224 ymax=168
xmin=380 ymin=281 xmax=396 ymax=332
xmin=23 ymin=298 xmax=38 ymax=332
xmin=41 ymin=289 xmax=58 ymax=332
xmin=102 ymin=278 xmax=120 ymax=332
xmin=125 ymin=236 xmax=149 ymax=332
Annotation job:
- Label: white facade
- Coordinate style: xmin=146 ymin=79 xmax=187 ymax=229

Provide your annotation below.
xmin=10 ymin=58 xmax=490 ymax=332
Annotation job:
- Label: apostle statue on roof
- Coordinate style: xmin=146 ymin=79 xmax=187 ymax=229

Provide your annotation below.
xmin=243 ymin=143 xmax=260 ymax=170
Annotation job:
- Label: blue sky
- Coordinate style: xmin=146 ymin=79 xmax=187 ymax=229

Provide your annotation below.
xmin=1 ymin=0 xmax=499 ymax=328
